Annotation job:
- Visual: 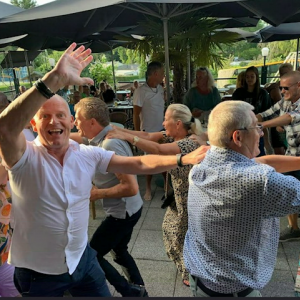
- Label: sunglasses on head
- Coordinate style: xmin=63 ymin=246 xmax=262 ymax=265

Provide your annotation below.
xmin=279 ymin=81 xmax=299 ymax=91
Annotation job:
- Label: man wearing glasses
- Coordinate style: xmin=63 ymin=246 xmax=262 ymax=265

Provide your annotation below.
xmin=184 ymin=100 xmax=300 ymax=297
xmin=257 ymin=71 xmax=300 ymax=242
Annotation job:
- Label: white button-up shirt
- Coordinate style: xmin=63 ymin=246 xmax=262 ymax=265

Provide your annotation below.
xmin=4 ymin=138 xmax=114 ymax=275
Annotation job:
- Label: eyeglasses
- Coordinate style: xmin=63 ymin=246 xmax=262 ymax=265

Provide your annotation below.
xmin=279 ymin=81 xmax=299 ymax=91
xmin=230 ymin=125 xmax=263 ymax=140
xmin=236 ymin=124 xmax=264 ymax=133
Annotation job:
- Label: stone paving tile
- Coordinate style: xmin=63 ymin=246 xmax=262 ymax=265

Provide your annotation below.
xmin=131 ymin=229 xmax=169 ymax=261
xmin=141 ymin=207 xmax=165 ymax=231
xmin=135 ymin=259 xmax=178 ymax=297
xmin=262 ymin=269 xmax=295 ymax=297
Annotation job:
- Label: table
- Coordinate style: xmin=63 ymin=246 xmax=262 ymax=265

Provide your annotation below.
xmin=116 ymin=90 xmax=131 ymax=101
xmin=218 ymin=87 xmax=229 ymax=95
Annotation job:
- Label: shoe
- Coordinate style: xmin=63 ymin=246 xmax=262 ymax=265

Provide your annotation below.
xmin=279 ymin=227 xmax=300 ymax=242
xmin=128 ymin=284 xmax=149 ymax=297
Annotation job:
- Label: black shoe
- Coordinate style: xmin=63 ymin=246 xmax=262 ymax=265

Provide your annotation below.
xmin=128 ymin=284 xmax=149 ymax=297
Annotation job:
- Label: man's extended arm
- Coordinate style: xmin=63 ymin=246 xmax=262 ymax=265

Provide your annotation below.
xmin=260 ymin=114 xmax=292 ymax=128
xmin=255 ymin=155 xmax=300 ymax=173
xmin=106 ymin=145 xmax=210 ymax=174
xmin=0 ymin=43 xmax=93 ymax=168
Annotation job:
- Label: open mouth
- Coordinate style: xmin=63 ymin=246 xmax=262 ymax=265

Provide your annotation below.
xmin=48 ymin=129 xmax=63 ymax=135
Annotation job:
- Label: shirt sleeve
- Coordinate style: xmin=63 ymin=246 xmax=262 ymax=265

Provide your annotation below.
xmin=259 ymin=101 xmax=282 ymax=120
xmin=232 ymin=88 xmax=243 ymax=101
xmin=183 ymin=89 xmax=192 ymax=109
xmin=133 ymin=87 xmax=143 ymax=107
xmin=262 ymin=170 xmax=300 ymax=217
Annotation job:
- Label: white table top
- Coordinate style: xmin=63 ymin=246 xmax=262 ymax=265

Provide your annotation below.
xmin=108 ymin=105 xmax=133 ymax=110
xmin=116 ymin=90 xmax=131 ymax=94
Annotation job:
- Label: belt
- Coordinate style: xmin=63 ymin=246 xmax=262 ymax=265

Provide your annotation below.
xmin=192 ymin=276 xmax=253 ymax=297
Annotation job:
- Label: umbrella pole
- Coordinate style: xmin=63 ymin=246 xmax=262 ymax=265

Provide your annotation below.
xmin=163 ymin=3 xmax=170 ymax=106
xmin=110 ymin=46 xmax=117 ymax=92
xmin=296 ymin=38 xmax=300 ymax=70
xmin=24 ymin=51 xmax=32 ymax=87
xmin=187 ymin=44 xmax=191 ymax=90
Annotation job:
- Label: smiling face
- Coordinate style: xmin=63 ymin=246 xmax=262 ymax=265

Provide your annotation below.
xmin=162 ymin=109 xmax=177 ymax=137
xmin=31 ymin=96 xmax=74 ymax=152
xmin=74 ymin=108 xmax=94 ymax=139
xmin=280 ymin=76 xmax=300 ymax=103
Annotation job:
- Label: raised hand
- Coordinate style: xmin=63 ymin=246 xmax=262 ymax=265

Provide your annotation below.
xmin=51 ymin=43 xmax=94 ymax=88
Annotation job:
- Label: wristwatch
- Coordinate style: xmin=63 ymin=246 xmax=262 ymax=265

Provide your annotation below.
xmin=176 ymin=153 xmax=186 ymax=167
xmin=132 ymin=136 xmax=140 ymax=146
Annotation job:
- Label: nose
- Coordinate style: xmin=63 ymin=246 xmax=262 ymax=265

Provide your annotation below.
xmin=49 ymin=115 xmax=58 ymax=124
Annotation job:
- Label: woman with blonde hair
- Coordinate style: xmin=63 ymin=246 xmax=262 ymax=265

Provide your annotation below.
xmin=236 ymin=71 xmax=246 ymax=89
xmin=106 ymin=103 xmax=206 ymax=287
xmin=183 ymin=67 xmax=221 ymax=131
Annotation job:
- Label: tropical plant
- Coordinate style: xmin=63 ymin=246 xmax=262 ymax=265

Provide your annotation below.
xmin=114 ymin=11 xmax=241 ymax=103
xmin=10 ymin=0 xmax=36 ymax=9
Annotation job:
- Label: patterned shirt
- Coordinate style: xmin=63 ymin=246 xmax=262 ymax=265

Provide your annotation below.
xmin=259 ymin=98 xmax=300 ymax=156
xmin=184 ymin=146 xmax=300 ymax=293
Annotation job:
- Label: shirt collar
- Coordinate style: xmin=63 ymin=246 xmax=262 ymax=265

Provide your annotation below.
xmin=210 ymin=145 xmax=252 ymax=163
xmin=33 ymin=135 xmax=80 ymax=152
xmin=88 ymin=125 xmax=112 ymax=145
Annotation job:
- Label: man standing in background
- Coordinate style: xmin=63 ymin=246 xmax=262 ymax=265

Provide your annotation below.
xmin=133 ymin=62 xmax=165 ymax=200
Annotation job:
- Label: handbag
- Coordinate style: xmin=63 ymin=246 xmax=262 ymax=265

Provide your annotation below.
xmin=161 ymin=172 xmax=175 ymax=209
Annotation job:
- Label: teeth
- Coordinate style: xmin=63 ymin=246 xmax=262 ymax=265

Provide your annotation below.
xmin=49 ymin=129 xmax=63 ymax=134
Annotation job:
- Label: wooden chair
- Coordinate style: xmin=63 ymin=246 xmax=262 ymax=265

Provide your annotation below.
xmin=109 ymin=111 xmax=129 ymax=126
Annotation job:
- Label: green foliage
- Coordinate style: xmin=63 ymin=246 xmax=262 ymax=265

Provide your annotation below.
xmin=10 ymin=0 xmax=36 ymax=9
xmin=88 ymin=60 xmax=113 ymax=85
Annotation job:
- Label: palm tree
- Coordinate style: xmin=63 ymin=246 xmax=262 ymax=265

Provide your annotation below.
xmin=116 ymin=12 xmax=241 ymax=103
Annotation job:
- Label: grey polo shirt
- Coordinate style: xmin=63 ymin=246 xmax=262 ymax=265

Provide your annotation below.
xmin=86 ymin=125 xmax=143 ymax=219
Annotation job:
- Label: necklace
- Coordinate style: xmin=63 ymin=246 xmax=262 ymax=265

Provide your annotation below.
xmin=146 ymin=83 xmax=158 ymax=94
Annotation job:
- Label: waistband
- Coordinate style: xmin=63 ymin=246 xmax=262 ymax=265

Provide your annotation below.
xmin=191 ymin=275 xmax=253 ymax=297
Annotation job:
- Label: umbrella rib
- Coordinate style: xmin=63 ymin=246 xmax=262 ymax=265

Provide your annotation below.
xmin=119 ymin=3 xmax=161 ymax=18
xmin=170 ymin=3 xmax=218 ymax=18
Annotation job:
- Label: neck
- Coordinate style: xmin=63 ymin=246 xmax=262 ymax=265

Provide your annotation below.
xmin=173 ymin=129 xmax=189 ymax=141
xmin=147 ymin=79 xmax=157 ymax=88
xmin=47 ymin=146 xmax=69 ymax=166
xmin=247 ymin=86 xmax=254 ymax=92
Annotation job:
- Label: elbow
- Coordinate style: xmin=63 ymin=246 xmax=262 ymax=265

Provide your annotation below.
xmin=124 ymin=183 xmax=139 ymax=197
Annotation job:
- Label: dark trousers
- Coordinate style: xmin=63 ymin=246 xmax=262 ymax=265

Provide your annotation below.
xmin=13 ymin=244 xmax=111 ymax=297
xmin=90 ymin=207 xmax=144 ymax=296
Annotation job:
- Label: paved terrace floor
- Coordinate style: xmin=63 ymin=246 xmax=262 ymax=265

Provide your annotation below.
xmin=88 ymin=174 xmax=299 ymax=297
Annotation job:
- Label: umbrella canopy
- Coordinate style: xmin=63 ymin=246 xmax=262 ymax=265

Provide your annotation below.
xmin=0 ymin=0 xmax=266 ymax=41
xmin=259 ymin=22 xmax=300 ymax=43
xmin=0 ymin=1 xmax=23 ymax=19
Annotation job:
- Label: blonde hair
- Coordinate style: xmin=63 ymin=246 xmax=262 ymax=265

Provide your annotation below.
xmin=236 ymin=71 xmax=246 ymax=89
xmin=196 ymin=67 xmax=215 ymax=91
xmin=167 ymin=103 xmax=203 ymax=135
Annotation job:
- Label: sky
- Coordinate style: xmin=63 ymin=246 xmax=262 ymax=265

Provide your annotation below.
xmin=1 ymin=0 xmax=54 ymax=5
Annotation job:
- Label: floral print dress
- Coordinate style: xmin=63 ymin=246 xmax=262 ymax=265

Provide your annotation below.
xmin=160 ymin=133 xmax=199 ymax=281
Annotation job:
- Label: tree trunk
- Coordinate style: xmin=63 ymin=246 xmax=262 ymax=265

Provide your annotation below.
xmin=173 ymin=62 xmax=185 ymax=103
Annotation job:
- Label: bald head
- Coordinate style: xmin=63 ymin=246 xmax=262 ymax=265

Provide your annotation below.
xmin=34 ymin=95 xmax=71 ymax=120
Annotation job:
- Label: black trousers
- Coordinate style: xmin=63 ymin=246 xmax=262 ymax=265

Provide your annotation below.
xmin=90 ymin=207 xmax=144 ymax=296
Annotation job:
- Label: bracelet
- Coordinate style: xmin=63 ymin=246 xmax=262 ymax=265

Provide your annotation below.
xmin=176 ymin=153 xmax=186 ymax=167
xmin=34 ymin=79 xmax=55 ymax=99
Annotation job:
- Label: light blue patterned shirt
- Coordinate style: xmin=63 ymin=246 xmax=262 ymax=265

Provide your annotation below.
xmin=184 ymin=146 xmax=300 ymax=293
